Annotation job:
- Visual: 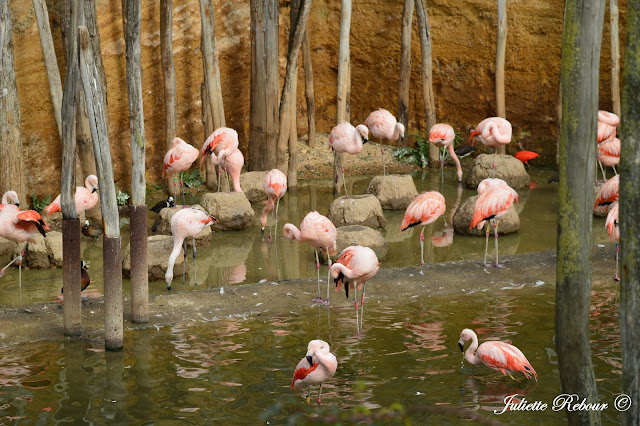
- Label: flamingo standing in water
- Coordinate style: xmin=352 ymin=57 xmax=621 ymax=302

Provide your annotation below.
xmin=331 ymin=245 xmax=379 ymax=333
xmin=469 ymin=117 xmax=512 ymax=174
xmin=595 ymin=174 xmax=619 ymax=212
xmin=400 ymin=191 xmax=446 ymax=265
xmin=209 ymin=148 xmax=244 ymax=194
xmin=284 ymin=211 xmax=337 ymax=305
xmin=165 ymin=208 xmax=218 ymax=290
xmin=0 ymin=191 xmax=51 ymax=287
xmin=458 ymin=328 xmax=537 ymax=381
xmin=606 ymin=202 xmax=620 ymax=281
xmin=365 ymin=108 xmax=405 ymax=175
xmin=261 ymin=169 xmax=287 ymax=241
xmin=597 ymin=137 xmax=620 ymax=180
xmin=201 ymin=127 xmax=240 ymax=193
xmin=291 ymin=340 xmax=337 ymax=404
xmin=43 ymin=175 xmax=99 ymax=216
xmin=328 ymin=122 xmax=368 ymax=198
xmin=429 ymin=123 xmax=462 ymax=182
xmin=162 ymin=137 xmax=200 ymax=207
xmin=470 ymin=179 xmax=518 ymax=267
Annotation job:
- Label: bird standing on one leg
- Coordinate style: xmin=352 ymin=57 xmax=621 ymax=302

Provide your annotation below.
xmin=261 ymin=169 xmax=287 ymax=241
xmin=365 ymin=108 xmax=405 ymax=176
xmin=594 ymin=174 xmax=619 ymax=213
xmin=469 ymin=117 xmax=512 ymax=175
xmin=200 ymin=127 xmax=240 ymax=193
xmin=328 ymin=122 xmax=368 ymax=198
xmin=429 ymin=123 xmax=463 ymax=183
xmin=606 ymin=202 xmax=620 ymax=281
xmin=400 ymin=191 xmax=446 ymax=266
xmin=43 ymin=175 xmax=99 ymax=216
xmin=291 ymin=340 xmax=337 ymax=404
xmin=162 ymin=137 xmax=200 ymax=207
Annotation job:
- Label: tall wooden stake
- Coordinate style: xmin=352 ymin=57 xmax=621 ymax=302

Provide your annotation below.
xmin=495 ymin=0 xmax=507 ymax=155
xmin=556 ymin=0 xmax=605 ymax=423
xmin=201 ymin=82 xmax=217 ymax=190
xmin=161 ymin=0 xmax=177 ymax=195
xmin=610 ymin=0 xmax=621 ymax=117
xmin=398 ymin=0 xmax=413 ymax=146
xmin=78 ymin=26 xmax=123 ymax=351
xmin=335 ymin=0 xmax=351 ymax=194
xmin=200 ymin=0 xmax=225 ymax=130
xmin=302 ymin=30 xmax=316 ymax=148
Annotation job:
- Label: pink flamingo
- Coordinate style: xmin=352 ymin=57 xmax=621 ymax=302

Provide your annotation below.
xmin=201 ymin=127 xmax=240 ymax=192
xmin=291 ymin=339 xmax=337 ymax=404
xmin=284 ymin=211 xmax=337 ymax=305
xmin=0 ymin=191 xmax=51 ymax=287
xmin=429 ymin=123 xmax=462 ymax=182
xmin=365 ymin=108 xmax=405 ymax=175
xmin=596 ymin=111 xmax=619 ymax=181
xmin=470 ymin=179 xmax=518 ymax=267
xmin=328 ymin=122 xmax=369 ymax=197
xmin=261 ymin=169 xmax=287 ymax=241
xmin=469 ymin=117 xmax=512 ymax=173
xmin=606 ymin=202 xmax=620 ymax=281
xmin=597 ymin=137 xmax=620 ymax=180
xmin=400 ymin=191 xmax=446 ymax=265
xmin=43 ymin=175 xmax=99 ymax=216
xmin=165 ymin=208 xmax=218 ymax=290
xmin=458 ymin=328 xmax=537 ymax=381
xmin=331 ymin=245 xmax=379 ymax=333
xmin=209 ymin=148 xmax=244 ymax=194
xmin=162 ymin=137 xmax=200 ymax=207
xmin=595 ymin=174 xmax=619 ymax=211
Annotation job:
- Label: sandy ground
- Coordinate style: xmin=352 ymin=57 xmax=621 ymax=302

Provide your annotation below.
xmin=0 ymin=246 xmax=619 ymax=348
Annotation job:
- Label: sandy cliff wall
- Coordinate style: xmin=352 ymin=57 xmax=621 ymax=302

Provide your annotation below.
xmin=10 ymin=0 xmax=626 ymax=198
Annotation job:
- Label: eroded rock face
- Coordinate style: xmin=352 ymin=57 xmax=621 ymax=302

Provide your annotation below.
xmin=122 ymin=235 xmax=188 ymax=281
xmin=152 ymin=204 xmax=212 ymax=246
xmin=328 ymin=195 xmax=387 ymax=229
xmin=42 ymin=211 xmax=86 ymax=233
xmin=11 ymin=231 xmax=63 ymax=268
xmin=466 ymin=154 xmax=531 ymax=190
xmin=453 ymin=195 xmax=520 ymax=236
xmin=315 ymin=225 xmax=388 ymax=265
xmin=365 ymin=174 xmax=418 ymax=210
xmin=200 ymin=193 xmax=255 ymax=231
xmin=240 ymin=171 xmax=269 ymax=203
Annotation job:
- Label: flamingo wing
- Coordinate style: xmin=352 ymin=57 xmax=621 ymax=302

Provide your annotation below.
xmin=606 ymin=203 xmax=619 ymax=243
xmin=163 ymin=149 xmax=180 ymax=177
xmin=478 ymin=341 xmax=537 ymax=381
xmin=291 ymin=362 xmax=319 ymax=388
xmin=365 ymin=109 xmax=394 ymax=139
xmin=598 ymin=138 xmax=620 ymax=157
xmin=595 ymin=175 xmax=620 ymax=209
xmin=328 ymin=123 xmax=355 ymax=153
xmin=401 ymin=192 xmax=446 ymax=230
xmin=470 ymin=186 xmax=518 ymax=229
xmin=16 ymin=210 xmax=50 ymax=237
xmin=333 ymin=247 xmax=356 ymax=292
xmin=429 ymin=123 xmax=455 ymax=145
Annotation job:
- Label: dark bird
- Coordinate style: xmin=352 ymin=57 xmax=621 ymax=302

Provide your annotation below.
xmin=151 ymin=196 xmax=175 ymax=214
xmin=82 ymin=220 xmax=103 ymax=242
xmin=548 ymin=172 xmax=559 ymax=184
xmin=61 ymin=261 xmax=91 ymax=294
xmin=454 ymin=145 xmax=476 ymax=159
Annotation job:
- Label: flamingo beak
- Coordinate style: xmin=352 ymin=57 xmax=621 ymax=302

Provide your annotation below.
xmin=15 ymin=202 xmax=19 ymax=208
xmin=306 ymin=355 xmax=313 ymax=366
xmin=401 ymin=136 xmax=404 ymax=143
xmin=363 ymin=138 xmax=368 ymax=144
xmin=458 ymin=342 xmax=464 ymax=352
xmin=92 ymin=187 xmax=98 ymax=193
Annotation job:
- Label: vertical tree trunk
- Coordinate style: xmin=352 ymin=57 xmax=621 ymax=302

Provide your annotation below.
xmin=495 ymin=0 xmax=507 ymax=155
xmin=414 ymin=0 xmax=438 ymax=165
xmin=398 ymin=0 xmax=413 ymax=147
xmin=249 ymin=0 xmax=279 ymax=171
xmin=288 ymin=0 xmax=301 ymax=189
xmin=302 ymin=31 xmax=316 ymax=148
xmin=201 ymin=82 xmax=217 ymax=190
xmin=619 ymin=1 xmax=640 ymax=422
xmin=610 ymin=0 xmax=621 ymax=117
xmin=78 ymin=26 xmax=123 ymax=351
xmin=556 ymin=0 xmax=605 ymax=424
xmin=334 ymin=0 xmax=351 ymax=194
xmin=200 ymin=0 xmax=225 ymax=130
xmin=161 ymin=0 xmax=177 ymax=195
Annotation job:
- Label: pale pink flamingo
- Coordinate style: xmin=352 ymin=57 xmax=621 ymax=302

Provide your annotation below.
xmin=365 ymin=108 xmax=405 ymax=175
xmin=429 ymin=123 xmax=462 ymax=182
xmin=328 ymin=122 xmax=369 ymax=197
xmin=201 ymin=127 xmax=240 ymax=192
xmin=597 ymin=137 xmax=620 ymax=180
xmin=596 ymin=111 xmax=619 ymax=181
xmin=0 ymin=191 xmax=51 ymax=287
xmin=330 ymin=246 xmax=379 ymax=333
xmin=165 ymin=208 xmax=218 ymax=290
xmin=291 ymin=340 xmax=337 ymax=404
xmin=458 ymin=328 xmax=537 ymax=381
xmin=400 ymin=191 xmax=446 ymax=265
xmin=209 ymin=148 xmax=244 ymax=194
xmin=469 ymin=117 xmax=512 ymax=173
xmin=261 ymin=169 xmax=287 ymax=241
xmin=162 ymin=137 xmax=200 ymax=207
xmin=470 ymin=179 xmax=518 ymax=267
xmin=595 ymin=174 xmax=619 ymax=211
xmin=43 ymin=175 xmax=99 ymax=216
xmin=606 ymin=202 xmax=620 ymax=281
xmin=284 ymin=211 xmax=337 ymax=305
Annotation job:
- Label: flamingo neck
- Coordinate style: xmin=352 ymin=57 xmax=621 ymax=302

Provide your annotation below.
xmin=331 ymin=262 xmax=353 ymax=279
xmin=261 ymin=199 xmax=274 ymax=228
xmin=165 ymin=236 xmax=185 ymax=284
xmin=464 ymin=333 xmax=482 ymax=365
xmin=392 ymin=124 xmax=401 ymax=141
xmin=446 ymin=145 xmax=462 ymax=181
xmin=1 ymin=193 xmax=9 ymax=204
xmin=484 ymin=122 xmax=510 ymax=144
xmin=283 ymin=224 xmax=300 ymax=241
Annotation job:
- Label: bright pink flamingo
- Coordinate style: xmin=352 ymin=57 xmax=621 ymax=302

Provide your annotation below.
xmin=331 ymin=245 xmax=379 ymax=333
xmin=209 ymin=148 xmax=244 ymax=194
xmin=291 ymin=339 xmax=337 ymax=404
xmin=400 ymin=191 xmax=446 ymax=265
xmin=429 ymin=123 xmax=462 ymax=182
xmin=43 ymin=175 xmax=99 ymax=216
xmin=165 ymin=208 xmax=218 ymax=290
xmin=284 ymin=211 xmax=337 ymax=305
xmin=261 ymin=169 xmax=287 ymax=241
xmin=458 ymin=328 xmax=537 ymax=381
xmin=470 ymin=179 xmax=518 ymax=267
xmin=597 ymin=137 xmax=620 ymax=180
xmin=595 ymin=174 xmax=619 ymax=211
xmin=606 ymin=202 xmax=620 ymax=281
xmin=328 ymin=122 xmax=369 ymax=197
xmin=365 ymin=108 xmax=405 ymax=175
xmin=0 ymin=191 xmax=51 ymax=287
xmin=469 ymin=117 xmax=512 ymax=173
xmin=162 ymin=137 xmax=200 ymax=207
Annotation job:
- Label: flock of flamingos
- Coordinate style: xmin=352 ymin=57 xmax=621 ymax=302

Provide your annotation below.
xmin=0 ymin=107 xmax=621 ymax=403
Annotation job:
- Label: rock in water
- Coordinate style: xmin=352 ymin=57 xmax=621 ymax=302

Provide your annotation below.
xmin=11 ymin=231 xmax=63 ymax=268
xmin=365 ymin=174 xmax=418 ymax=210
xmin=122 ymin=235 xmax=189 ymax=281
xmin=453 ymin=195 xmax=520 ymax=236
xmin=200 ymin=192 xmax=255 ymax=231
xmin=466 ymin=154 xmax=530 ymax=190
xmin=239 ymin=171 xmax=269 ymax=203
xmin=328 ymin=194 xmax=387 ymax=229
xmin=153 ymin=204 xmax=212 ymax=246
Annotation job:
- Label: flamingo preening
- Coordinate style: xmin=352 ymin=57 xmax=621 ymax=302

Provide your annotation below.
xmin=201 ymin=127 xmax=240 ymax=193
xmin=596 ymin=110 xmax=619 ymax=182
xmin=429 ymin=123 xmax=462 ymax=182
xmin=365 ymin=108 xmax=405 ymax=175
xmin=400 ymin=191 xmax=446 ymax=265
xmin=606 ymin=202 xmax=620 ymax=281
xmin=43 ymin=175 xmax=99 ymax=216
xmin=594 ymin=174 xmax=619 ymax=211
xmin=596 ymin=137 xmax=620 ymax=180
xmin=261 ymin=169 xmax=287 ymax=241
xmin=209 ymin=148 xmax=244 ymax=194
xmin=328 ymin=122 xmax=368 ymax=198
xmin=162 ymin=137 xmax=200 ymax=207
xmin=291 ymin=340 xmax=337 ymax=404
xmin=469 ymin=117 xmax=512 ymax=174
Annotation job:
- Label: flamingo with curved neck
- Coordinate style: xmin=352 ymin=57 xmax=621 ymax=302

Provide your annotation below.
xmin=429 ymin=123 xmax=462 ymax=182
xmin=261 ymin=169 xmax=287 ymax=241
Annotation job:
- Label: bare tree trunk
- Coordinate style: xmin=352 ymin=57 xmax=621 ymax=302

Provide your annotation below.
xmin=398 ymin=0 xmax=413 ymax=147
xmin=302 ymin=30 xmax=316 ymax=148
xmin=201 ymin=82 xmax=217 ymax=190
xmin=78 ymin=26 xmax=123 ymax=351
xmin=414 ymin=0 xmax=438 ymax=166
xmin=495 ymin=0 xmax=507 ymax=155
xmin=288 ymin=0 xmax=301 ymax=189
xmin=200 ymin=0 xmax=225 ymax=130
xmin=610 ymin=0 xmax=621 ymax=117
xmin=556 ymin=0 xmax=605 ymax=424
xmin=161 ymin=0 xmax=177 ymax=195
xmin=334 ymin=0 xmax=351 ymax=194
xmin=619 ymin=1 xmax=640 ymax=422
xmin=249 ymin=0 xmax=279 ymax=171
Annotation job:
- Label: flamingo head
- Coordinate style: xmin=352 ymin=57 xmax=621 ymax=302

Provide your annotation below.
xmin=469 ymin=129 xmax=481 ymax=145
xmin=307 ymin=339 xmax=330 ymax=360
xmin=3 ymin=191 xmax=19 ymax=207
xmin=282 ymin=223 xmax=298 ymax=240
xmin=356 ymin=124 xmax=369 ymax=144
xmin=86 ymin=175 xmax=99 ymax=193
xmin=458 ymin=328 xmax=476 ymax=351
xmin=397 ymin=122 xmax=405 ymax=143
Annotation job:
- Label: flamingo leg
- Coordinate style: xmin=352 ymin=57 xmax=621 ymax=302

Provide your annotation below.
xmin=180 ymin=172 xmax=187 ymax=208
xmin=615 ymin=242 xmax=620 ymax=281
xmin=317 ymin=383 xmax=323 ymax=405
xmin=0 ymin=252 xmax=22 ymax=279
xmin=598 ymin=161 xmax=607 ymax=182
xmin=274 ymin=198 xmax=280 ymax=242
xmin=312 ymin=249 xmax=322 ymax=303
xmin=342 ymin=166 xmax=350 ymax=199
xmin=217 ymin=166 xmax=222 ymax=193
xmin=419 ymin=226 xmax=425 ymax=265
xmin=193 ymin=237 xmax=197 ymax=286
xmin=382 ymin=145 xmax=386 ymax=176
xmin=354 ymin=282 xmax=360 ymax=334
xmin=613 ymin=165 xmax=618 ymax=175
xmin=18 ymin=249 xmax=22 ymax=288
xmin=182 ymin=240 xmax=187 ymax=283
xmin=494 ymin=220 xmax=503 ymax=268
xmin=324 ymin=249 xmax=332 ymax=306
xmin=360 ymin=282 xmax=366 ymax=331
xmin=483 ymin=221 xmax=491 ymax=267
xmin=173 ymin=175 xmax=178 ymax=201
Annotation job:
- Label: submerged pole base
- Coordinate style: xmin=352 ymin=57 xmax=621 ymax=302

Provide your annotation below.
xmin=63 ymin=218 xmax=82 ymax=337
xmin=129 ymin=205 xmax=149 ymax=324
xmin=103 ymin=237 xmax=123 ymax=351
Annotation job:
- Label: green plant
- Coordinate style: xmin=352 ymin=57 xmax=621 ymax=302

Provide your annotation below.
xmin=393 ymin=132 xmax=430 ymax=168
xmin=30 ymin=194 xmax=51 ymax=213
xmin=181 ymin=169 xmax=202 ymax=188
xmin=115 ymin=188 xmax=130 ymax=206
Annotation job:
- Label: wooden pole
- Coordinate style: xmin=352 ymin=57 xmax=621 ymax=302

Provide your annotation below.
xmin=288 ymin=0 xmax=301 ymax=189
xmin=398 ymin=0 xmax=413 ymax=146
xmin=78 ymin=26 xmax=123 ymax=351
xmin=619 ymin=0 xmax=640 ymax=421
xmin=161 ymin=0 xmax=177 ymax=195
xmin=610 ymin=0 xmax=621 ymax=117
xmin=249 ymin=0 xmax=279 ymax=171
xmin=414 ymin=0 xmax=438 ymax=166
xmin=556 ymin=0 xmax=605 ymax=423
xmin=495 ymin=0 xmax=507 ymax=155
xmin=200 ymin=0 xmax=225 ymax=129
xmin=302 ymin=30 xmax=316 ymax=148
xmin=335 ymin=0 xmax=351 ymax=194
xmin=201 ymin=81 xmax=217 ymax=190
